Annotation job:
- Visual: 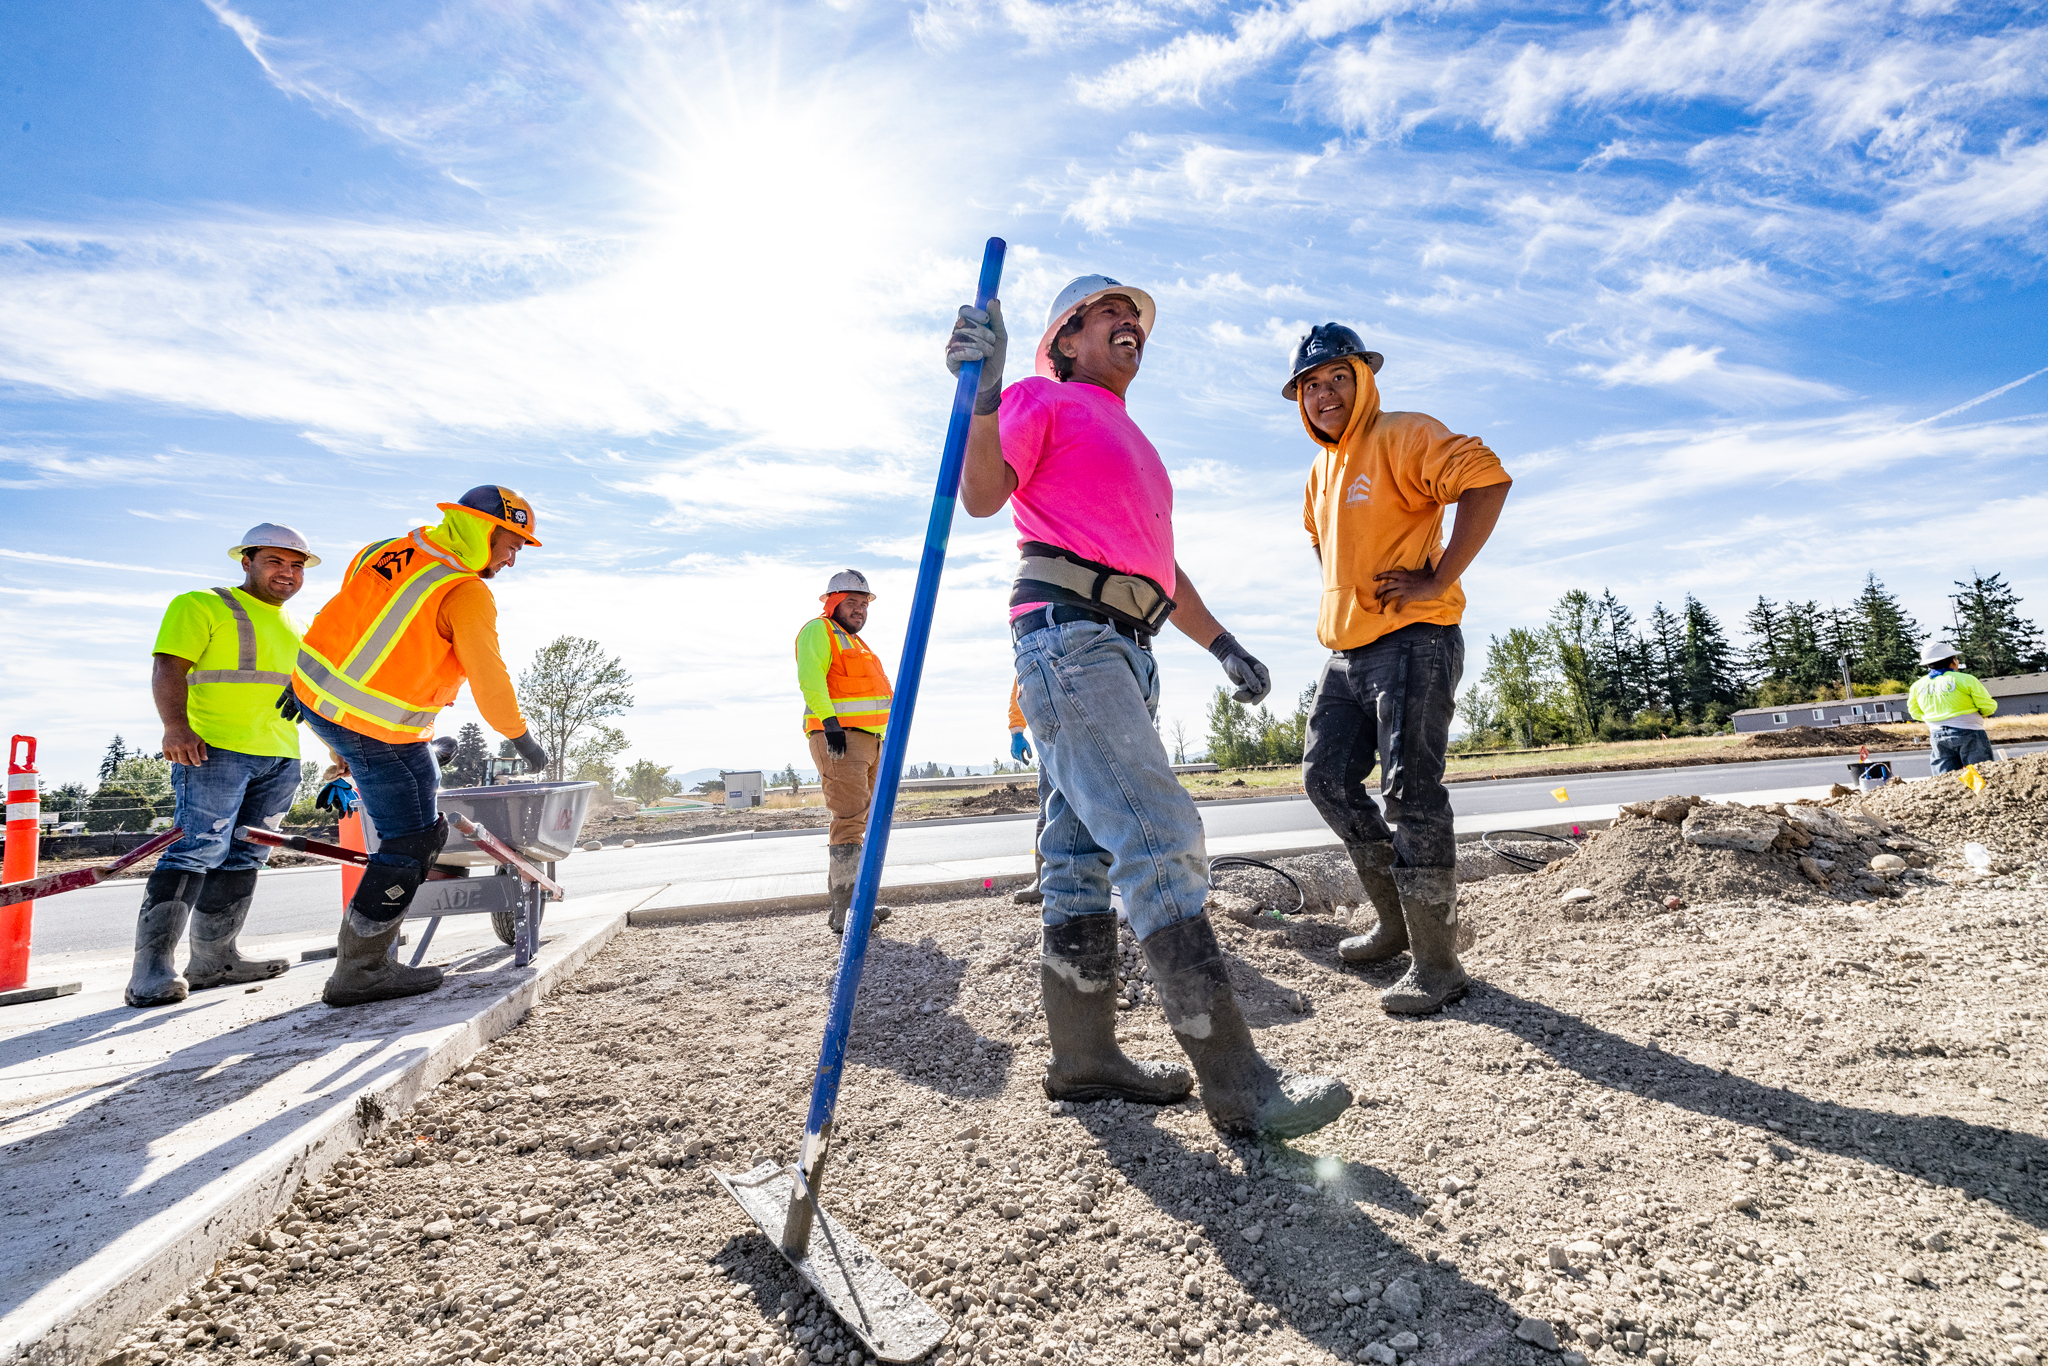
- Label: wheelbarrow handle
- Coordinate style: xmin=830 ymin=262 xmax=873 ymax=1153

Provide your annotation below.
xmin=236 ymin=826 xmax=373 ymax=867
xmin=446 ymin=814 xmax=563 ymax=899
xmin=0 ymin=827 xmax=185 ymax=908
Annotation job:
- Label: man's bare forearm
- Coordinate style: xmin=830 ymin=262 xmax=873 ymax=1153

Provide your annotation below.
xmin=153 ymin=654 xmax=208 ymax=766
xmin=960 ymin=413 xmax=1017 ymax=518
xmin=1168 ymin=563 xmax=1226 ymax=649
xmin=1433 ymin=480 xmax=1510 ymax=585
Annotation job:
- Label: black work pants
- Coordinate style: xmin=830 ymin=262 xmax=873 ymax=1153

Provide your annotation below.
xmin=1302 ymin=623 xmax=1464 ymax=870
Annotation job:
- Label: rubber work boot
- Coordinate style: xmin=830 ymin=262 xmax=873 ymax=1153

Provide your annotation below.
xmin=185 ymin=867 xmax=290 ymax=990
xmin=1379 ymin=866 xmax=1469 ymax=1015
xmin=1337 ymin=840 xmax=1407 ymax=964
xmin=322 ymin=910 xmax=444 ymax=1007
xmin=126 ymin=868 xmax=202 ymax=1007
xmin=826 ymin=843 xmax=860 ymax=934
xmin=1012 ymin=850 xmax=1045 ymax=905
xmin=1141 ymin=915 xmax=1352 ymax=1138
xmin=1040 ymin=916 xmax=1191 ymax=1105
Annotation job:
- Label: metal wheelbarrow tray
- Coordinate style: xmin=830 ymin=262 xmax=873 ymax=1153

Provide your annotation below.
xmin=435 ymin=780 xmax=600 ymax=865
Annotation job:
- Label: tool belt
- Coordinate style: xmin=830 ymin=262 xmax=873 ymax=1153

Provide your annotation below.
xmin=1010 ymin=541 xmax=1175 ymax=636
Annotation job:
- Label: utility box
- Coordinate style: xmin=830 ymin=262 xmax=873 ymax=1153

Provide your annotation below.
xmin=723 ymin=771 xmax=765 ymax=810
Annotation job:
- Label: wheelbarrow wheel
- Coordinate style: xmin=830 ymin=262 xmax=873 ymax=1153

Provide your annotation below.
xmin=490 ymin=910 xmax=519 ymax=946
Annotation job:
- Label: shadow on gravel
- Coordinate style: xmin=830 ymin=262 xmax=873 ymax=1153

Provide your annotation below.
xmin=1474 ymin=985 xmax=2048 ymax=1231
xmin=1065 ymin=1106 xmax=1548 ymax=1366
xmin=846 ymin=935 xmax=1016 ymax=1100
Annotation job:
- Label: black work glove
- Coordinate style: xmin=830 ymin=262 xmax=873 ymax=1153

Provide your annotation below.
xmin=511 ymin=731 xmax=548 ymax=774
xmin=821 ymin=716 xmax=848 ymax=758
xmin=1208 ymin=632 xmax=1273 ymax=705
xmin=315 ymin=778 xmax=358 ymax=816
xmin=275 ymin=685 xmax=304 ymax=723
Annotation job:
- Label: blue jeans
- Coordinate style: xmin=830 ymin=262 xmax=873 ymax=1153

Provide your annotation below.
xmin=1930 ymin=724 xmax=1994 ymax=774
xmin=1013 ymin=614 xmax=1209 ymax=942
xmin=162 ymin=749 xmax=303 ymax=873
xmin=301 ymin=711 xmax=441 ymax=868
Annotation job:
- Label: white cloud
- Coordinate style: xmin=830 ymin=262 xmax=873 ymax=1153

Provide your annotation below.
xmin=1574 ymin=344 xmax=1848 ymax=404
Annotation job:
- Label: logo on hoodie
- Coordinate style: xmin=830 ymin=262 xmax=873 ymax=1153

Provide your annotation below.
xmin=1343 ymin=473 xmax=1373 ymax=506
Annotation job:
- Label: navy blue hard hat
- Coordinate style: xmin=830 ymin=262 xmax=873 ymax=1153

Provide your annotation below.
xmin=1283 ymin=323 xmax=1383 ymax=400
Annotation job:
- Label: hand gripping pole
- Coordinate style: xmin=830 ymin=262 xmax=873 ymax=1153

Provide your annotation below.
xmin=781 ymin=238 xmax=1006 ymax=1257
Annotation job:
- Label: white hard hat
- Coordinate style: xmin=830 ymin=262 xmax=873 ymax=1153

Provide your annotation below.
xmin=822 ymin=568 xmax=874 ymax=601
xmin=230 ymin=522 xmax=320 ymax=568
xmin=1036 ymin=275 xmax=1157 ymax=379
xmin=1918 ymin=638 xmax=1960 ymax=667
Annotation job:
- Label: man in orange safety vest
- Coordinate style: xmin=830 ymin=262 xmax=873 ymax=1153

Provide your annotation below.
xmin=794 ymin=569 xmax=894 ymax=933
xmin=286 ymin=485 xmax=549 ymax=1005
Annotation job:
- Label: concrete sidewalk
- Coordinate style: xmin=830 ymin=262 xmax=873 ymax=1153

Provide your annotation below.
xmin=0 ymin=886 xmax=667 ymax=1366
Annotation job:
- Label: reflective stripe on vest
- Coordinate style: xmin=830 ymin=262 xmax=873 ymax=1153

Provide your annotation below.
xmin=185 ymin=587 xmax=293 ymax=686
xmin=806 ymin=620 xmax=893 ymax=732
xmin=292 ymin=528 xmax=476 ymax=739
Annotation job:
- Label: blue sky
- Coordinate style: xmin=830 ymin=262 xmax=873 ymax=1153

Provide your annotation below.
xmin=4 ymin=0 xmax=2045 ymax=787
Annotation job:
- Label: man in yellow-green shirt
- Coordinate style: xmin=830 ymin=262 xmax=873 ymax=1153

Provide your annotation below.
xmin=127 ymin=523 xmax=316 ymax=1008
xmin=1908 ymin=639 xmax=1998 ymax=774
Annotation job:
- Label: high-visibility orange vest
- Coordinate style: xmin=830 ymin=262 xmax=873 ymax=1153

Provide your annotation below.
xmin=290 ymin=527 xmax=480 ymax=743
xmin=805 ymin=618 xmax=893 ymax=734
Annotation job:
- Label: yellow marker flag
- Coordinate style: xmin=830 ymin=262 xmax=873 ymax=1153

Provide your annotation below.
xmin=1552 ymin=786 xmax=1570 ymax=803
xmin=1957 ymin=765 xmax=1985 ymax=793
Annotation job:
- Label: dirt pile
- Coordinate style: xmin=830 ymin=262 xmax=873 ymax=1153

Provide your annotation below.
xmin=1852 ymin=751 xmax=2048 ymax=867
xmin=1460 ymin=796 xmax=1937 ymax=937
xmin=1740 ymin=724 xmax=1916 ymax=752
xmin=951 ymin=786 xmax=1040 ymax=816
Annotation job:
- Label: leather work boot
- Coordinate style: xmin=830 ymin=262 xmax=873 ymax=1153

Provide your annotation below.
xmin=126 ymin=868 xmax=203 ymax=1007
xmin=1012 ymin=850 xmax=1045 ymax=905
xmin=1040 ymin=916 xmax=1191 ymax=1105
xmin=825 ymin=844 xmax=888 ymax=933
xmin=186 ymin=867 xmax=290 ymax=990
xmin=1141 ymin=915 xmax=1352 ymax=1138
xmin=323 ymin=911 xmax=444 ymax=1007
xmin=1379 ymin=866 xmax=1470 ymax=1015
xmin=1336 ymin=840 xmax=1407 ymax=965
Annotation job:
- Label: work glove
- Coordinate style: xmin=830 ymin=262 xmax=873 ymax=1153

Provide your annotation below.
xmin=315 ymin=778 xmax=359 ymax=816
xmin=1208 ymin=632 xmax=1272 ymax=706
xmin=1009 ymin=729 xmax=1032 ymax=763
xmin=275 ymin=685 xmax=304 ymax=723
xmin=511 ymin=731 xmax=548 ymax=774
xmin=822 ymin=716 xmax=848 ymax=759
xmin=946 ymin=299 xmax=1007 ymax=415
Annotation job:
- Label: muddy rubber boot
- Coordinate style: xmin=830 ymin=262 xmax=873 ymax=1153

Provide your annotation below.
xmin=125 ymin=869 xmax=203 ymax=1007
xmin=826 ymin=843 xmax=860 ymax=934
xmin=322 ymin=910 xmax=443 ymax=1007
xmin=1041 ymin=916 xmax=1192 ymax=1105
xmin=186 ymin=867 xmax=289 ymax=990
xmin=1336 ymin=840 xmax=1407 ymax=965
xmin=1012 ymin=850 xmax=1045 ymax=905
xmin=1379 ymin=867 xmax=1470 ymax=1015
xmin=1141 ymin=915 xmax=1352 ymax=1138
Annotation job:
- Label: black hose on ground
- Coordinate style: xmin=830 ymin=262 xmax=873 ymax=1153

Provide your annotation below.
xmin=1479 ymin=828 xmax=1581 ymax=872
xmin=1209 ymin=856 xmax=1307 ymax=917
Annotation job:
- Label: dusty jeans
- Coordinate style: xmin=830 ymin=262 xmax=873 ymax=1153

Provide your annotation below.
xmin=1013 ymin=613 xmax=1210 ymax=942
xmin=808 ymin=727 xmax=881 ymax=845
xmin=161 ymin=748 xmax=302 ymax=874
xmin=1303 ymin=622 xmax=1465 ymax=870
xmin=1929 ymin=724 xmax=1993 ymax=774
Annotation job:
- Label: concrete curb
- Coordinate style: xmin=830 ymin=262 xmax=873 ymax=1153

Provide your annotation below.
xmin=6 ymin=909 xmax=636 ymax=1366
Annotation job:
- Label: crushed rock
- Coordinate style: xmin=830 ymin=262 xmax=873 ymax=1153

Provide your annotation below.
xmin=1849 ymin=751 xmax=2048 ymax=868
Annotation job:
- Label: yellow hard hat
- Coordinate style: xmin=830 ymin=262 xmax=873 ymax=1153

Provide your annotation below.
xmin=439 ymin=485 xmax=542 ymax=547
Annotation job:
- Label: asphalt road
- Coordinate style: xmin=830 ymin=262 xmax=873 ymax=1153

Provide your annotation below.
xmin=28 ymin=741 xmax=2041 ymax=959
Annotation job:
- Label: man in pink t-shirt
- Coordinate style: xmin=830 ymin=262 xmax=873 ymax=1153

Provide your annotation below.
xmin=944 ymin=275 xmax=1350 ymax=1141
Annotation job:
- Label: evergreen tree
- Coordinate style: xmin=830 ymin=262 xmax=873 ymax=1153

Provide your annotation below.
xmin=1742 ymin=597 xmax=1784 ymax=684
xmin=1590 ymin=590 xmax=1644 ymax=716
xmin=1646 ymin=605 xmax=1684 ymax=717
xmin=1950 ymin=572 xmax=2047 ymax=676
xmin=1850 ymin=573 xmax=1922 ymax=683
xmin=98 ymin=735 xmax=131 ymax=785
xmin=449 ymin=722 xmax=491 ymax=787
xmin=1678 ymin=595 xmax=1739 ymax=720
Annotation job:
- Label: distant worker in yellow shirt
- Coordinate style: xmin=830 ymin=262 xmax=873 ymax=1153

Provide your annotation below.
xmin=796 ymin=570 xmax=894 ymax=933
xmin=1291 ymin=324 xmax=1512 ymax=1016
xmin=1909 ymin=639 xmax=1998 ymax=773
xmin=127 ymin=524 xmax=316 ymax=1008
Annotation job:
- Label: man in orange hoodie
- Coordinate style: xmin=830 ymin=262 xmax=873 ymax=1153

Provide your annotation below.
xmin=1291 ymin=325 xmax=1512 ymax=1015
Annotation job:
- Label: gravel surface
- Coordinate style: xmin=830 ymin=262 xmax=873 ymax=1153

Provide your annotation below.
xmin=110 ymin=782 xmax=2047 ymax=1366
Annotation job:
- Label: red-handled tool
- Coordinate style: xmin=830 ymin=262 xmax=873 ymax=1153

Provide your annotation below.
xmin=0 ymin=827 xmax=184 ymax=910
xmin=237 ymin=818 xmax=562 ymax=899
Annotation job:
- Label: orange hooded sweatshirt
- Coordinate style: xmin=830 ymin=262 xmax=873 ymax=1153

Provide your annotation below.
xmin=1301 ymin=356 xmax=1511 ymax=652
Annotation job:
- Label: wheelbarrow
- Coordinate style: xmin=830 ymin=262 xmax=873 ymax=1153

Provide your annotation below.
xmin=242 ymin=779 xmax=598 ymax=969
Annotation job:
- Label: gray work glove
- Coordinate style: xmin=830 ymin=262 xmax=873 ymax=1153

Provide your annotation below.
xmin=511 ymin=731 xmax=548 ymax=774
xmin=946 ymin=299 xmax=1007 ymax=415
xmin=1208 ymin=632 xmax=1272 ymax=705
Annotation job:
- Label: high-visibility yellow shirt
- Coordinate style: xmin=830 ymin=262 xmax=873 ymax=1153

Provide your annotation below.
xmin=153 ymin=587 xmax=305 ymax=758
xmin=1909 ymin=670 xmax=1997 ymax=726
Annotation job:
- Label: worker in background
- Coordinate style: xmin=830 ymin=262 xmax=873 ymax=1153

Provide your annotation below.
xmin=796 ymin=570 xmax=894 ymax=933
xmin=948 ymin=275 xmax=1350 ymax=1139
xmin=127 ymin=524 xmax=316 ymax=1008
xmin=1909 ymin=639 xmax=1998 ymax=773
xmin=286 ymin=486 xmax=548 ymax=1006
xmin=1290 ymin=324 xmax=1512 ymax=1016
xmin=1008 ymin=677 xmax=1045 ymax=905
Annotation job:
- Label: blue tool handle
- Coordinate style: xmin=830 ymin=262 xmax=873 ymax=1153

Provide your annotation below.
xmin=784 ymin=237 xmax=1006 ymax=1249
